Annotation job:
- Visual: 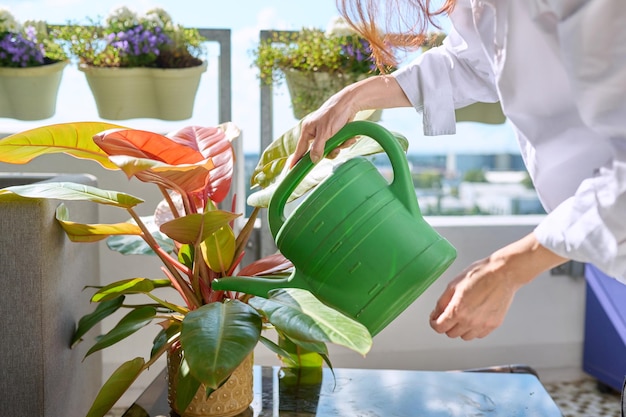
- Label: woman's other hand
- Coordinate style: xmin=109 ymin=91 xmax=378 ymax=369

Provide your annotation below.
xmin=429 ymin=233 xmax=568 ymax=340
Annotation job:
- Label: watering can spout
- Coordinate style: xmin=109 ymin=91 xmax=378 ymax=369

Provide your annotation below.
xmin=212 ymin=272 xmax=308 ymax=297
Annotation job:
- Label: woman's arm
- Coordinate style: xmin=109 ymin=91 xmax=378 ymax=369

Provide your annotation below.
xmin=291 ymin=74 xmax=412 ymax=166
xmin=430 ymin=232 xmax=568 ymax=340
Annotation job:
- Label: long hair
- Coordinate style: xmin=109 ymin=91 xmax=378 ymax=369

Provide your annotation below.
xmin=336 ymin=0 xmax=455 ymax=69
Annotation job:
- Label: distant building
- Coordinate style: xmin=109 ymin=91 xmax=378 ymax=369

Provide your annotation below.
xmin=458 ymin=181 xmax=544 ymax=215
xmin=243 ymin=151 xmax=543 ymax=217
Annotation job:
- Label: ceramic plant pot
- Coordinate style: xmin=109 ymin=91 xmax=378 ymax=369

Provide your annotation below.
xmin=167 ymin=349 xmax=254 ymax=417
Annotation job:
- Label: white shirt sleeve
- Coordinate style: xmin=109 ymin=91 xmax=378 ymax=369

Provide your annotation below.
xmin=533 ymin=0 xmax=626 ymax=280
xmin=392 ymin=1 xmax=500 ymax=136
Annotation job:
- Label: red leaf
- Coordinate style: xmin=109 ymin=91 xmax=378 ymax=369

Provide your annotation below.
xmin=94 ymin=129 xmax=205 ymax=165
xmin=168 ymin=124 xmax=238 ymax=203
xmin=238 ymin=253 xmax=293 ymax=276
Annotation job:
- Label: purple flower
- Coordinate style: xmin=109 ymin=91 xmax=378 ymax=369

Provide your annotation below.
xmin=0 ymin=31 xmax=45 ymax=67
xmin=106 ymin=24 xmax=172 ymax=67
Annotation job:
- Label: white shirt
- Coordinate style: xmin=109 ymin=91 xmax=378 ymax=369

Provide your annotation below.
xmin=393 ymin=0 xmax=626 ymax=280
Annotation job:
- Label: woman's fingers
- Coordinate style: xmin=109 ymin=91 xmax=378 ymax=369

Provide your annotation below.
xmin=292 ymin=121 xmax=317 ymax=167
xmin=429 ymin=258 xmax=519 ymax=341
xmin=292 ymin=125 xmax=359 ymax=167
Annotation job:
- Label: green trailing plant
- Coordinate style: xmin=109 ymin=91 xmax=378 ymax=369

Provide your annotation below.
xmin=253 ymin=16 xmax=396 ymax=85
xmin=253 ymin=27 xmax=388 ymax=85
xmin=0 ymin=121 xmax=372 ymax=417
xmin=53 ymin=6 xmax=206 ymax=68
xmin=252 ymin=17 xmax=396 ymax=118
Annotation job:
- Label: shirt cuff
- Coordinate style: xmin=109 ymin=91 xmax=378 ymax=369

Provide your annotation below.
xmin=392 ymin=54 xmax=457 ymax=136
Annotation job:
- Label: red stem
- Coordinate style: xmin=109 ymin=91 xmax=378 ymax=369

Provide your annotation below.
xmin=127 ymin=208 xmax=200 ymax=309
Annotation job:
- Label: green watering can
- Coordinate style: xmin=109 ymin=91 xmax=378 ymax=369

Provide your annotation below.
xmin=213 ymin=121 xmax=457 ymax=336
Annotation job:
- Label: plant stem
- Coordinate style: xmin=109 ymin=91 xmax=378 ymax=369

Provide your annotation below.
xmin=146 ymin=293 xmax=188 ymax=315
xmin=153 ymin=245 xmax=192 ymax=277
xmin=158 ymin=185 xmax=180 ymax=218
xmin=127 ymin=207 xmax=200 ymax=309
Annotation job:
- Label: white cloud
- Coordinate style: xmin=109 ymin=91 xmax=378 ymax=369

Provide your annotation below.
xmin=255 ymin=7 xmax=290 ymax=31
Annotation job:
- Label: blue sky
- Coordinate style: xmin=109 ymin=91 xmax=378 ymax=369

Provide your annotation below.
xmin=1 ymin=0 xmax=519 ymax=155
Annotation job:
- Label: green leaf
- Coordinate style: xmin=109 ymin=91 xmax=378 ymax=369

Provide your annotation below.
xmin=151 ymin=321 xmax=182 ymax=359
xmin=160 ymin=211 xmax=240 ymax=245
xmin=0 ymin=182 xmax=143 ymax=208
xmin=258 ymin=336 xmax=298 ymax=367
xmin=249 ymin=288 xmax=372 ymax=356
xmin=181 ymin=300 xmax=262 ymax=389
xmin=282 ymin=337 xmax=328 ymax=356
xmin=91 ymin=278 xmax=171 ymax=302
xmin=178 ymin=244 xmax=194 ymax=268
xmin=200 ymin=225 xmax=236 ymax=273
xmin=0 ymin=122 xmax=124 ymax=170
xmin=277 ymin=334 xmax=324 ymax=367
xmin=174 ymin=355 xmax=203 ymax=412
xmin=86 ymin=306 xmax=156 ymax=357
xmin=56 ymin=204 xmax=142 ymax=243
xmin=71 ymin=296 xmax=125 ymax=348
xmin=86 ymin=357 xmax=145 ymax=417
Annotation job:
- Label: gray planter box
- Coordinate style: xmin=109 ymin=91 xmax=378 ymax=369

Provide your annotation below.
xmin=0 ymin=173 xmax=101 ymax=417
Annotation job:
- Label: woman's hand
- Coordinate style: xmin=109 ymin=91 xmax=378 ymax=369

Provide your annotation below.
xmin=429 ymin=256 xmax=521 ymax=340
xmin=429 ymin=232 xmax=568 ymax=340
xmin=291 ymin=87 xmax=359 ymax=167
xmin=290 ymin=75 xmax=412 ymax=168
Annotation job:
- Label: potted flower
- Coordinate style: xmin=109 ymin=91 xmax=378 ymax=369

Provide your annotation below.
xmin=0 ymin=8 xmax=68 ymax=120
xmin=0 ymin=121 xmax=372 ymax=417
xmin=56 ymin=6 xmax=208 ymax=120
xmin=253 ymin=17 xmax=394 ymax=119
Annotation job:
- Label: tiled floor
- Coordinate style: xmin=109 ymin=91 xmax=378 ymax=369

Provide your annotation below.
xmin=544 ymin=377 xmax=622 ymax=417
xmin=107 ymin=376 xmax=622 ymax=417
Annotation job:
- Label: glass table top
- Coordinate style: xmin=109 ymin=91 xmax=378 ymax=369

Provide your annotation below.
xmin=122 ymin=366 xmax=563 ymax=416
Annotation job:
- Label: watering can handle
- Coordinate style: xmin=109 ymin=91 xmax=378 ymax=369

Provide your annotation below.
xmin=268 ymin=120 xmax=421 ymax=237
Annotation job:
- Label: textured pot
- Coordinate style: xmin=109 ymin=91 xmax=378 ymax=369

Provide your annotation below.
xmin=0 ymin=60 xmax=67 ymax=120
xmin=79 ymin=62 xmax=207 ymax=121
xmin=283 ymin=69 xmax=380 ymax=120
xmin=167 ymin=349 xmax=254 ymax=417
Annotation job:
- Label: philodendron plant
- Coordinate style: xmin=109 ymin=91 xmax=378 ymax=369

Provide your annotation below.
xmin=0 ymin=122 xmax=372 ymax=417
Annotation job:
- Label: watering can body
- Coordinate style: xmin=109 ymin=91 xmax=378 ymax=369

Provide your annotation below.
xmin=214 ymin=121 xmax=456 ymax=336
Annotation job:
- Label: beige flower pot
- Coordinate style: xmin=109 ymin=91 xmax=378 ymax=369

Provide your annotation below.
xmin=79 ymin=62 xmax=207 ymax=121
xmin=283 ymin=69 xmax=381 ymax=121
xmin=167 ymin=349 xmax=254 ymax=417
xmin=455 ymin=101 xmax=506 ymax=124
xmin=0 ymin=60 xmax=67 ymax=120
